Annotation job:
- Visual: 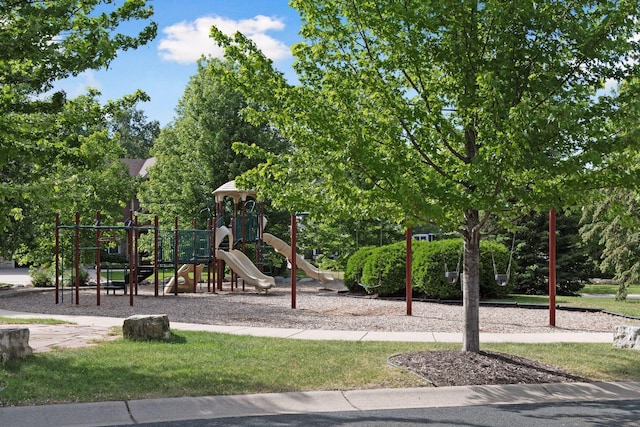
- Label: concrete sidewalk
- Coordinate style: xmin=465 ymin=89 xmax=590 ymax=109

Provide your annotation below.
xmin=1 ymin=380 xmax=640 ymax=426
xmin=0 ymin=309 xmax=614 ymax=353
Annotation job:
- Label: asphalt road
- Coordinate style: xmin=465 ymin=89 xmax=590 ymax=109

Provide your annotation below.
xmin=120 ymin=398 xmax=640 ymax=427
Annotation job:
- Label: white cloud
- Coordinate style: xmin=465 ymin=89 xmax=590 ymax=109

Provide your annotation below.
xmin=51 ymin=70 xmax=101 ymax=98
xmin=158 ymin=15 xmax=290 ymax=64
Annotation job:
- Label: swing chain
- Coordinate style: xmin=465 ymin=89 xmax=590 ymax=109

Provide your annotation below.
xmin=491 ymin=233 xmax=517 ymax=285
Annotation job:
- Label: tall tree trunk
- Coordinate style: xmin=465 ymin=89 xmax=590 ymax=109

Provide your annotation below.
xmin=462 ymin=214 xmax=481 ymax=353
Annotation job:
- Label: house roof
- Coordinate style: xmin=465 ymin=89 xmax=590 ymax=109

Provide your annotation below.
xmin=121 ymin=157 xmax=155 ymax=178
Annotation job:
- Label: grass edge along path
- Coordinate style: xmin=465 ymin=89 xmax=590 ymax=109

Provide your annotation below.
xmin=1 ymin=331 xmax=640 ymax=406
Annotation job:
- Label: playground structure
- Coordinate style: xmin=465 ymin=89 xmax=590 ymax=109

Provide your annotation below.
xmin=263 ymin=233 xmax=334 ymax=284
xmin=54 ymin=180 xmax=334 ymax=306
xmin=164 ymin=263 xmax=205 ymax=294
xmin=53 ymin=179 xmax=558 ymax=326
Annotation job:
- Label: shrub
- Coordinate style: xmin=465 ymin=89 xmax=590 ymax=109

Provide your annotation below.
xmin=344 ymin=246 xmax=376 ymax=292
xmin=315 ymin=253 xmax=343 ymax=272
xmin=412 ymin=239 xmax=464 ymax=299
xmin=99 ymin=250 xmax=127 ymax=264
xmin=360 ymin=242 xmax=406 ymax=296
xmin=65 ymin=268 xmax=90 ymax=287
xmin=344 ymin=238 xmax=514 ymax=299
xmin=30 ymin=266 xmax=54 ymax=287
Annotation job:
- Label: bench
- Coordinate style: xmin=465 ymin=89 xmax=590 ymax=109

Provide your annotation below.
xmin=104 ymin=280 xmax=127 ymax=295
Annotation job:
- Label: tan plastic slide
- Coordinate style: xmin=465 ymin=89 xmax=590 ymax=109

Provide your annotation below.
xmin=164 ymin=263 xmax=205 ymax=293
xmin=262 ymin=233 xmax=334 ymax=284
xmin=215 ymin=249 xmax=275 ymax=291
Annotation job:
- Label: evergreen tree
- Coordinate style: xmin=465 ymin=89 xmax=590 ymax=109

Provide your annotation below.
xmin=503 ymin=210 xmax=592 ymax=296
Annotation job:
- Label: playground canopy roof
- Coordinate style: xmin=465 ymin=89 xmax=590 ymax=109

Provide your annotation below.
xmin=213 ymin=180 xmax=257 ymax=202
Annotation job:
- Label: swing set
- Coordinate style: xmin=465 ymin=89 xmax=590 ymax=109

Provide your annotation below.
xmin=442 ymin=233 xmax=516 ymax=287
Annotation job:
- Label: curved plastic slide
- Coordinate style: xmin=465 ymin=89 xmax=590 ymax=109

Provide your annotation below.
xmin=215 ymin=226 xmax=231 ymax=249
xmin=215 ymin=249 xmax=275 ymax=291
xmin=164 ymin=263 xmax=205 ymax=293
xmin=262 ymin=233 xmax=334 ymax=284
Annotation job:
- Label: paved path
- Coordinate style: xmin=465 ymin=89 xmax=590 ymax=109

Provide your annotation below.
xmin=0 ymin=309 xmax=614 ymax=354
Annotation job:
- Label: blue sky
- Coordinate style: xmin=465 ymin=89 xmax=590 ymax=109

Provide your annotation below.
xmin=56 ymin=0 xmax=301 ymax=127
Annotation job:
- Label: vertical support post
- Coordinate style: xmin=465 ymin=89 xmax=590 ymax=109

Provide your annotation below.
xmin=134 ymin=214 xmax=139 ymax=296
xmin=232 ymin=199 xmax=238 ymax=290
xmin=55 ymin=213 xmax=60 ymax=304
xmin=216 ymin=200 xmax=223 ymax=291
xmin=207 ymin=218 xmax=212 ymax=293
xmin=241 ymin=198 xmax=246 ymax=252
xmin=256 ymin=201 xmax=263 ymax=269
xmin=96 ymin=211 xmax=101 ymax=306
xmin=549 ymin=208 xmax=557 ymax=327
xmin=128 ymin=210 xmax=134 ymax=306
xmin=74 ymin=211 xmax=80 ymax=305
xmin=291 ymin=213 xmax=297 ymax=309
xmin=193 ymin=217 xmax=198 ymax=293
xmin=154 ymin=215 xmax=159 ymax=297
xmin=174 ymin=216 xmax=179 ymax=296
xmin=406 ymin=226 xmax=412 ymax=316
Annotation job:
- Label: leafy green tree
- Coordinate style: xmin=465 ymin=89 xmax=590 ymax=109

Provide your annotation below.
xmin=139 ymin=58 xmax=289 ymax=226
xmin=1 ymin=90 xmax=139 ymax=265
xmin=109 ymin=107 xmax=160 ymax=158
xmin=296 ymin=216 xmax=404 ymax=270
xmin=0 ymin=0 xmax=157 ymax=258
xmin=213 ymin=1 xmax=640 ymax=352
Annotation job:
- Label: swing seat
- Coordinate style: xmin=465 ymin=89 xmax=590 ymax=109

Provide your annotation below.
xmin=495 ymin=274 xmax=509 ymax=287
xmin=445 ymin=271 xmax=459 ymax=283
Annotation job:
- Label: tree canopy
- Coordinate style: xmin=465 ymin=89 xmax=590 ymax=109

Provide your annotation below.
xmin=212 ymin=0 xmax=640 ymax=352
xmin=140 ymin=58 xmax=289 ymax=226
xmin=109 ymin=106 xmax=160 ymax=158
xmin=0 ymin=0 xmax=156 ymax=262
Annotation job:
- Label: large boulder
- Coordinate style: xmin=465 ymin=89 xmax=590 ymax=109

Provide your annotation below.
xmin=123 ymin=314 xmax=171 ymax=341
xmin=613 ymin=325 xmax=640 ymax=350
xmin=0 ymin=328 xmax=33 ymax=361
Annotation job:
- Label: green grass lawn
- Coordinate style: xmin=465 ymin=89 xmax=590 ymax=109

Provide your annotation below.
xmin=1 ymin=332 xmax=638 ymax=407
xmin=581 ymin=282 xmax=640 ymax=295
xmin=0 ymin=317 xmax=72 ymax=325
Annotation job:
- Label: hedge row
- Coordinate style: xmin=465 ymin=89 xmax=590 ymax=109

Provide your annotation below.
xmin=344 ymin=239 xmax=512 ymax=299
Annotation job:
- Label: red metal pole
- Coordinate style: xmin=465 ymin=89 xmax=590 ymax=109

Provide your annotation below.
xmin=256 ymin=201 xmax=263 ymax=269
xmin=174 ymin=216 xmax=179 ymax=296
xmin=207 ymin=218 xmax=212 ymax=293
xmin=242 ymin=198 xmax=246 ymax=252
xmin=232 ymin=200 xmax=238 ymax=289
xmin=128 ymin=210 xmax=134 ymax=306
xmin=96 ymin=210 xmax=101 ymax=306
xmin=134 ymin=215 xmax=139 ymax=296
xmin=75 ymin=211 xmax=80 ymax=305
xmin=55 ymin=213 xmax=60 ymax=304
xmin=406 ymin=227 xmax=412 ymax=316
xmin=291 ymin=213 xmax=297 ymax=309
xmin=216 ymin=200 xmax=223 ymax=291
xmin=193 ymin=217 xmax=198 ymax=293
xmin=549 ymin=208 xmax=557 ymax=327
